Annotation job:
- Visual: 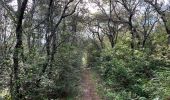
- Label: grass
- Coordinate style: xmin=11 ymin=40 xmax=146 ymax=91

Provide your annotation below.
xmin=90 ymin=69 xmax=107 ymax=100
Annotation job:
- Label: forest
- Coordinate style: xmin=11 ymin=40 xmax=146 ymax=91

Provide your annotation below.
xmin=0 ymin=0 xmax=170 ymax=100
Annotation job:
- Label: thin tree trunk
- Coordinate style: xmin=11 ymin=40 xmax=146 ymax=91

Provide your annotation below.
xmin=162 ymin=16 xmax=170 ymax=44
xmin=128 ymin=13 xmax=135 ymax=57
xmin=97 ymin=21 xmax=104 ymax=49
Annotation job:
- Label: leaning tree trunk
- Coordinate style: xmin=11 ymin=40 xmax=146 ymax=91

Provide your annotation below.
xmin=162 ymin=16 xmax=170 ymax=45
xmin=12 ymin=0 xmax=28 ymax=99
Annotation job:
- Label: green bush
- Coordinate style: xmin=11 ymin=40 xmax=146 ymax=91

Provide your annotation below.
xmin=87 ymin=43 xmax=170 ymax=99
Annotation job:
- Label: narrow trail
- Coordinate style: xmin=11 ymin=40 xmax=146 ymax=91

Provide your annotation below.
xmin=81 ymin=68 xmax=101 ymax=100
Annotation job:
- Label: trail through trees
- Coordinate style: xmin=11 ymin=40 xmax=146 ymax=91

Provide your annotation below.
xmin=81 ymin=68 xmax=100 ymax=100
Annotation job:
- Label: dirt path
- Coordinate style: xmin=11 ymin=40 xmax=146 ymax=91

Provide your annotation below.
xmin=81 ymin=68 xmax=100 ymax=100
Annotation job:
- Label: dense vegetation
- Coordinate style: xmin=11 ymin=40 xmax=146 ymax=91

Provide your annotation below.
xmin=0 ymin=0 xmax=170 ymax=100
xmin=87 ymin=35 xmax=170 ymax=99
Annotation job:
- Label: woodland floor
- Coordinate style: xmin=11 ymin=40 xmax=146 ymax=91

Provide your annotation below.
xmin=80 ymin=68 xmax=101 ymax=100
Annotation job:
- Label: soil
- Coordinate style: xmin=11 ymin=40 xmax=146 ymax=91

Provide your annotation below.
xmin=81 ymin=68 xmax=101 ymax=100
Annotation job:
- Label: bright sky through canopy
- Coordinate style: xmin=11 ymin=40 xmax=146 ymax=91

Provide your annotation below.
xmin=85 ymin=0 xmax=169 ymax=14
xmin=9 ymin=0 xmax=169 ymax=13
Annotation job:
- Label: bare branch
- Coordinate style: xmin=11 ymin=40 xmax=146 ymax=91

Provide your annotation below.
xmin=0 ymin=0 xmax=16 ymax=23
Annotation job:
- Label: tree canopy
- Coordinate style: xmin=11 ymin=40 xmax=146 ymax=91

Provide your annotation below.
xmin=0 ymin=0 xmax=170 ymax=100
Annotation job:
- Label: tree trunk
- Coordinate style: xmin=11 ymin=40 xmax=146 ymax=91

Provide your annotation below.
xmin=162 ymin=16 xmax=170 ymax=45
xmin=128 ymin=13 xmax=135 ymax=57
xmin=12 ymin=0 xmax=28 ymax=99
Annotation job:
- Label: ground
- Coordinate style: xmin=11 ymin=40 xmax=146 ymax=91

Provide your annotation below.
xmin=81 ymin=68 xmax=101 ymax=100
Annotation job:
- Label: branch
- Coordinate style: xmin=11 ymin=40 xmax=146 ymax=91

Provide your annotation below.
xmin=147 ymin=18 xmax=158 ymax=37
xmin=144 ymin=0 xmax=164 ymax=15
xmin=63 ymin=0 xmax=80 ymax=18
xmin=0 ymin=0 xmax=16 ymax=23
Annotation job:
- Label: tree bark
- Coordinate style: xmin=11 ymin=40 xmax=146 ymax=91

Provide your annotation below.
xmin=162 ymin=16 xmax=170 ymax=44
xmin=13 ymin=0 xmax=28 ymax=99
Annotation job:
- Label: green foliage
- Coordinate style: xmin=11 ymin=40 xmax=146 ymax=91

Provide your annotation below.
xmin=4 ymin=94 xmax=11 ymax=100
xmin=87 ymin=42 xmax=170 ymax=99
xmin=43 ymin=43 xmax=83 ymax=98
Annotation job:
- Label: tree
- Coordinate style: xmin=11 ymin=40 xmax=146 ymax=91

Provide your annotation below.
xmin=139 ymin=4 xmax=158 ymax=47
xmin=36 ymin=0 xmax=80 ymax=87
xmin=13 ymin=0 xmax=28 ymax=99
xmin=144 ymin=0 xmax=170 ymax=44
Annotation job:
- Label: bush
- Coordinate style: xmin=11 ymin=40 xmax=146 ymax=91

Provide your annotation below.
xmin=87 ymin=43 xmax=169 ymax=99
